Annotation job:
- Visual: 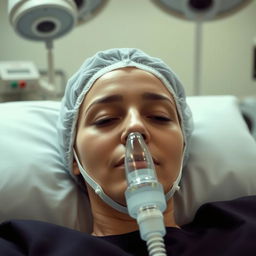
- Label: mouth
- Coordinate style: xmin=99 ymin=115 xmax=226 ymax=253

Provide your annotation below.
xmin=114 ymin=157 xmax=159 ymax=168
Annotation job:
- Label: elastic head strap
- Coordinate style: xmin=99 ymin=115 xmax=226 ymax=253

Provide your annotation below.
xmin=73 ymin=150 xmax=128 ymax=214
xmin=73 ymin=149 xmax=184 ymax=214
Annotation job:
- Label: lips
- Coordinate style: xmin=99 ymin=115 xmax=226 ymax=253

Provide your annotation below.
xmin=114 ymin=158 xmax=125 ymax=168
xmin=114 ymin=156 xmax=159 ymax=168
xmin=130 ymin=160 xmax=148 ymax=169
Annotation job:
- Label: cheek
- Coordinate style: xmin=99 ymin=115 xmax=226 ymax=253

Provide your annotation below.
xmin=165 ymin=131 xmax=184 ymax=163
xmin=158 ymin=125 xmax=184 ymax=157
xmin=76 ymin=129 xmax=113 ymax=176
xmin=76 ymin=128 xmax=127 ymax=204
xmin=156 ymin=128 xmax=184 ymax=188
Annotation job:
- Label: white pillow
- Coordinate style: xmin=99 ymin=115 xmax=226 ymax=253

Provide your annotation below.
xmin=174 ymin=95 xmax=256 ymax=225
xmin=0 ymin=96 xmax=255 ymax=230
xmin=0 ymin=101 xmax=91 ymax=232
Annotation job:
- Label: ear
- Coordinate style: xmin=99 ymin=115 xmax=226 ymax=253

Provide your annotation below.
xmin=73 ymin=160 xmax=80 ymax=176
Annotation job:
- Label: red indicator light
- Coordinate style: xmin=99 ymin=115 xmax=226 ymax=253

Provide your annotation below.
xmin=19 ymin=80 xmax=26 ymax=88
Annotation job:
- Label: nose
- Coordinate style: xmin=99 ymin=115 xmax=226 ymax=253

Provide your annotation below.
xmin=120 ymin=109 xmax=150 ymax=145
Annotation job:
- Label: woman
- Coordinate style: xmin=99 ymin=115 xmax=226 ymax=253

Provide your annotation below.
xmin=0 ymin=48 xmax=255 ymax=256
xmin=56 ymin=48 xmax=256 ymax=254
xmin=58 ymin=48 xmax=192 ymax=235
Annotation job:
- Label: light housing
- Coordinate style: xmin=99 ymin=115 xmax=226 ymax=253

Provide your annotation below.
xmin=151 ymin=0 xmax=252 ymax=95
xmin=8 ymin=0 xmax=77 ymax=41
xmin=74 ymin=0 xmax=109 ymax=25
xmin=151 ymin=0 xmax=252 ymax=21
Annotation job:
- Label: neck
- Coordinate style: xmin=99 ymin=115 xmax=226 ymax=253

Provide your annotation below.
xmin=88 ymin=188 xmax=179 ymax=236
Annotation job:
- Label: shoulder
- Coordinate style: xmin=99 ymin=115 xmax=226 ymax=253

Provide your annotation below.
xmin=190 ymin=195 xmax=256 ymax=227
xmin=164 ymin=196 xmax=256 ymax=255
xmin=0 ymin=219 xmax=127 ymax=256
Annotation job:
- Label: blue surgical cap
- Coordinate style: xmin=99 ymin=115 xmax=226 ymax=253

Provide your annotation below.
xmin=57 ymin=48 xmax=193 ymax=186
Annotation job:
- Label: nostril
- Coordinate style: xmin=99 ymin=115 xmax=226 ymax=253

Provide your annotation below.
xmin=125 ymin=132 xmax=147 ymax=144
xmin=141 ymin=133 xmax=147 ymax=141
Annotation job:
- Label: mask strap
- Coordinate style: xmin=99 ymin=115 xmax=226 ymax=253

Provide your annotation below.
xmin=165 ymin=167 xmax=182 ymax=200
xmin=73 ymin=148 xmax=185 ymax=214
xmin=165 ymin=147 xmax=186 ymax=201
xmin=73 ymin=150 xmax=128 ymax=214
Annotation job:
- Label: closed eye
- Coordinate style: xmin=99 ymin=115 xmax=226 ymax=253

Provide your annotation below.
xmin=148 ymin=115 xmax=171 ymax=123
xmin=93 ymin=117 xmax=120 ymax=127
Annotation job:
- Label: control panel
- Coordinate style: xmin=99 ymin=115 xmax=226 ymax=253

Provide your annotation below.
xmin=0 ymin=61 xmax=40 ymax=94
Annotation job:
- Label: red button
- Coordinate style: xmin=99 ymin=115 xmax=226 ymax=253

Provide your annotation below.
xmin=19 ymin=80 xmax=26 ymax=88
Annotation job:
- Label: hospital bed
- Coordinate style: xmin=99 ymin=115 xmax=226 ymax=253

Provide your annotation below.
xmin=0 ymin=95 xmax=256 ymax=232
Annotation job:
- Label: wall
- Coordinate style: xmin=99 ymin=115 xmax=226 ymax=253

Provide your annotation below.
xmin=0 ymin=0 xmax=256 ymax=97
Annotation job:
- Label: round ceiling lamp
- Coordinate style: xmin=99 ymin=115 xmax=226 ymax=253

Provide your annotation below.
xmin=152 ymin=0 xmax=252 ymax=22
xmin=152 ymin=0 xmax=253 ymax=95
xmin=7 ymin=0 xmax=108 ymax=92
xmin=73 ymin=0 xmax=109 ymax=25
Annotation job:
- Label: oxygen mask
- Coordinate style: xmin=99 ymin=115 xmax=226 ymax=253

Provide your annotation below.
xmin=125 ymin=132 xmax=167 ymax=256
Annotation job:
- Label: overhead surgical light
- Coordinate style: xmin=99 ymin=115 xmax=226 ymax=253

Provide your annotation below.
xmin=8 ymin=0 xmax=77 ymax=42
xmin=152 ymin=0 xmax=252 ymax=21
xmin=7 ymin=0 xmax=108 ymax=98
xmin=152 ymin=0 xmax=252 ymax=95
xmin=74 ymin=0 xmax=109 ymax=25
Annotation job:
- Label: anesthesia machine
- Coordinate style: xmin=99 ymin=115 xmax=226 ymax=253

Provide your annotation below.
xmin=1 ymin=0 xmax=108 ymax=101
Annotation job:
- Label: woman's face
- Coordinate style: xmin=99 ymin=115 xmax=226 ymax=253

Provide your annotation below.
xmin=74 ymin=67 xmax=184 ymax=205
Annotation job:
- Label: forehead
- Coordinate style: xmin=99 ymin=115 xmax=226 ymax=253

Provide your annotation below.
xmin=82 ymin=67 xmax=174 ymax=106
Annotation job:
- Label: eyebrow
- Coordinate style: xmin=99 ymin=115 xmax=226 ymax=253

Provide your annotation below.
xmin=142 ymin=92 xmax=175 ymax=106
xmin=84 ymin=95 xmax=123 ymax=115
xmin=90 ymin=95 xmax=123 ymax=106
xmin=85 ymin=92 xmax=175 ymax=115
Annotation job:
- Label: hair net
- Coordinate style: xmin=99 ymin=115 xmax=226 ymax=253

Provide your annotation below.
xmin=57 ymin=48 xmax=193 ymax=187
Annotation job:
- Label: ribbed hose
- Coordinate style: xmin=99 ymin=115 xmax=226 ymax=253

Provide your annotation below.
xmin=146 ymin=233 xmax=167 ymax=256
